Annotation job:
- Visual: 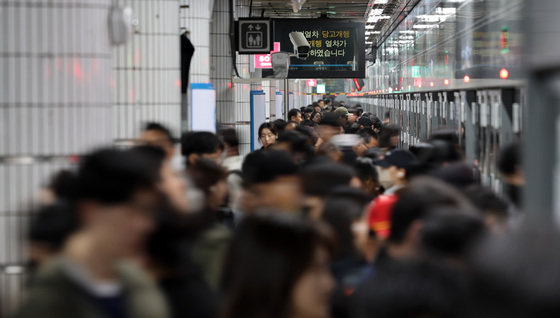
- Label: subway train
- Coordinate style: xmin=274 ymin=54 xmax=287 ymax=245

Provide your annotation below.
xmin=347 ymin=0 xmax=524 ymax=193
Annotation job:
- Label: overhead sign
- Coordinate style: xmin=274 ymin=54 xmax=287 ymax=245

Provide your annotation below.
xmin=306 ymin=79 xmax=317 ymax=87
xmin=317 ymin=84 xmax=326 ymax=94
xmin=272 ymin=19 xmax=366 ymax=78
xmin=237 ymin=18 xmax=272 ymax=54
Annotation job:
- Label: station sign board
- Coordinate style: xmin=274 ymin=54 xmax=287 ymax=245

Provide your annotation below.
xmin=273 ymin=19 xmax=365 ymax=79
xmin=237 ymin=18 xmax=272 ymax=54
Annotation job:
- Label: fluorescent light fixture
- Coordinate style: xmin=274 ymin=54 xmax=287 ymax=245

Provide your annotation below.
xmin=366 ymin=25 xmax=376 ymax=29
xmin=374 ymin=0 xmax=389 ymax=4
xmin=367 ymin=15 xmax=390 ymax=23
xmin=417 ymin=14 xmax=442 ymax=23
xmin=368 ymin=8 xmax=384 ymax=16
xmin=413 ymin=24 xmax=440 ymax=29
xmin=366 ymin=31 xmax=381 ymax=35
xmin=399 ymin=30 xmax=416 ymax=34
xmin=436 ymin=7 xmax=457 ymax=15
xmin=5 ymin=266 xmax=24 ymax=275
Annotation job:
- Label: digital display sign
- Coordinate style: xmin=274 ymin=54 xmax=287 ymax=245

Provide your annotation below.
xmin=273 ymin=19 xmax=366 ymax=79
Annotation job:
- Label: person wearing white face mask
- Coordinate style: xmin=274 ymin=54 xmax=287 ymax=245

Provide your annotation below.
xmin=375 ymin=150 xmax=416 ymax=195
xmin=367 ymin=150 xmax=417 ymax=240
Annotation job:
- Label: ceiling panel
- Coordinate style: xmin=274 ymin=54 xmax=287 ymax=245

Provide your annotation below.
xmin=248 ymin=0 xmax=370 ymax=19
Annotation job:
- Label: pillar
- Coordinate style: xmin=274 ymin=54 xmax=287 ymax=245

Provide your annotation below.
xmin=0 ymin=0 xmax=114 ymax=314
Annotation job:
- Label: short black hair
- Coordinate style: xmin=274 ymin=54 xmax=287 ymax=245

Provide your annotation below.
xmin=190 ymin=158 xmax=228 ymax=196
xmin=353 ymin=157 xmax=379 ymax=185
xmin=358 ymin=128 xmax=378 ymax=144
xmin=421 ymin=206 xmax=485 ymax=260
xmin=322 ymin=195 xmax=364 ymax=258
xmin=430 ymin=162 xmax=476 ymax=189
xmin=29 ymin=201 xmax=78 ymax=250
xmin=272 ymin=119 xmax=287 ymax=132
xmin=301 ymin=162 xmax=354 ymax=197
xmin=384 ymin=111 xmax=391 ymax=119
xmin=363 ymin=148 xmax=382 ymax=160
xmin=288 ymin=108 xmax=301 ymax=120
xmin=378 ymin=124 xmax=400 ymax=148
xmin=389 ymin=177 xmax=474 ymax=243
xmin=463 ymin=185 xmax=509 ymax=219
xmin=221 ymin=213 xmax=332 ymax=318
xmin=325 ymin=185 xmax=370 ymax=211
xmin=295 ymin=125 xmax=318 ymax=147
xmin=220 ymin=128 xmax=240 ymax=148
xmin=277 ymin=130 xmax=312 ymax=155
xmin=430 ymin=128 xmax=459 ymax=147
xmin=242 ymin=150 xmax=298 ymax=185
xmin=319 ymin=112 xmax=342 ymax=127
xmin=143 ymin=122 xmax=176 ymax=143
xmin=498 ymin=142 xmax=521 ymax=175
xmin=46 ymin=169 xmax=78 ymax=200
xmin=130 ymin=144 xmax=166 ymax=172
xmin=181 ymin=131 xmax=224 ymax=158
xmin=75 ymin=148 xmax=158 ymax=204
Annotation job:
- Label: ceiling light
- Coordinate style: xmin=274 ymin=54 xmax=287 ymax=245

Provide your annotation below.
xmin=436 ymin=7 xmax=457 ymax=15
xmin=413 ymin=24 xmax=440 ymax=29
xmin=368 ymin=9 xmax=384 ymax=16
xmin=367 ymin=15 xmax=390 ymax=23
xmin=417 ymin=15 xmax=443 ymax=23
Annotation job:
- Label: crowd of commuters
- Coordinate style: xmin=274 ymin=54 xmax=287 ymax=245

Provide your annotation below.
xmin=14 ymin=99 xmax=557 ymax=318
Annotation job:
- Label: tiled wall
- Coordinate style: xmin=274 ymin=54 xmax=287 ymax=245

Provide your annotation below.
xmin=113 ymin=0 xmax=182 ymax=141
xmin=0 ymin=0 xmax=114 ymax=314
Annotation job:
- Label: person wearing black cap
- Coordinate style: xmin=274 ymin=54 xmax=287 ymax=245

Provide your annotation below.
xmin=367 ymin=149 xmax=417 ymax=242
xmin=374 ymin=149 xmax=417 ymax=195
